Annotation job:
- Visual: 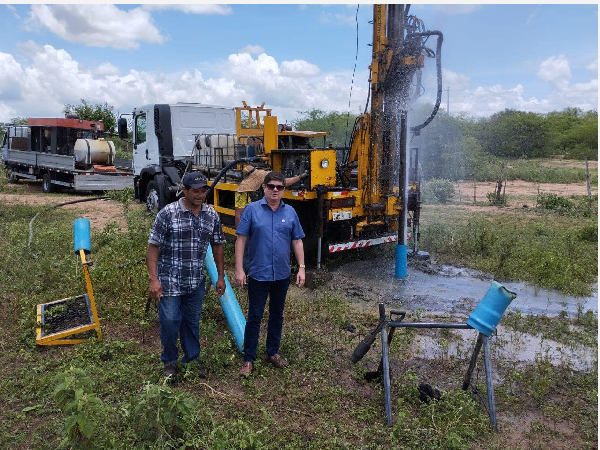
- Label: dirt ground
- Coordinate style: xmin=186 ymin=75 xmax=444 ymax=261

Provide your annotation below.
xmin=2 ymin=175 xmax=595 ymax=229
xmin=0 ymin=180 xmax=142 ymax=231
xmin=454 ymin=178 xmax=597 ymax=211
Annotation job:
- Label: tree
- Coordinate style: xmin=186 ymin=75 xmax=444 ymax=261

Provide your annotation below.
xmin=63 ymin=100 xmax=117 ymax=133
xmin=292 ymin=109 xmax=358 ymax=148
xmin=476 ymin=109 xmax=549 ymax=158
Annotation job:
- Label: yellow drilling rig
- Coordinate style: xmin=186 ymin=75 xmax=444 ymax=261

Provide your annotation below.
xmin=119 ymin=4 xmax=443 ymax=270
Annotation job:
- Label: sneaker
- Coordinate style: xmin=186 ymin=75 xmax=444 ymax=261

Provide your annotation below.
xmin=239 ymin=361 xmax=253 ymax=378
xmin=163 ymin=362 xmax=177 ymax=379
xmin=197 ymin=362 xmax=207 ymax=379
xmin=265 ymin=353 xmax=289 ymax=368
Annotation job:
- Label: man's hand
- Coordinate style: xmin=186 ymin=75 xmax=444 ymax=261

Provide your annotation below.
xmin=299 ymin=171 xmax=309 ymax=180
xmin=148 ymin=278 xmax=163 ymax=301
xmin=235 ymin=268 xmax=246 ymax=287
xmin=296 ymin=268 xmax=305 ymax=288
xmin=216 ymin=278 xmax=226 ymax=296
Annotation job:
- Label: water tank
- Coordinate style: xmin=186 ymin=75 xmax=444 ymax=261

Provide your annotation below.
xmin=74 ymin=139 xmax=115 ymax=166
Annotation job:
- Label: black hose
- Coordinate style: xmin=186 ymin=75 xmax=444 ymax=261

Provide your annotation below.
xmin=29 ymin=196 xmax=112 ymax=250
xmin=409 ymin=30 xmax=443 ymax=133
xmin=205 ymin=157 xmax=263 ymax=201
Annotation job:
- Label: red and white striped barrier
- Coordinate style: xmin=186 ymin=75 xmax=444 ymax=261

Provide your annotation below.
xmin=328 ymin=233 xmax=410 ymax=253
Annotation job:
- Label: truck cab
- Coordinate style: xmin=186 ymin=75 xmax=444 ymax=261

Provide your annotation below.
xmin=119 ymin=103 xmax=236 ymax=210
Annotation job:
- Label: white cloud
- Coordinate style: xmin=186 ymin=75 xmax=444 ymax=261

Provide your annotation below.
xmin=142 ymin=4 xmax=232 ymax=15
xmin=525 ymin=5 xmax=541 ymax=26
xmin=281 ymin=60 xmax=320 ymax=77
xmin=433 ymin=5 xmax=481 ymax=14
xmin=93 ymin=62 xmax=121 ymax=78
xmin=319 ymin=12 xmax=356 ymax=25
xmin=586 ymin=59 xmax=598 ymax=72
xmin=5 ymin=4 xmax=20 ymax=19
xmin=537 ymin=55 xmax=571 ymax=86
xmin=25 ymin=5 xmax=164 ymax=50
xmin=240 ymin=45 xmax=265 ymax=55
xmin=0 ymin=44 xmax=369 ymax=123
xmin=1 ymin=43 xmax=593 ymax=126
xmin=441 ymin=69 xmax=470 ymax=91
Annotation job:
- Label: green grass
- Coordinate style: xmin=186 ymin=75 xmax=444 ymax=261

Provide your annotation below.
xmin=0 ymin=188 xmax=597 ymax=449
xmin=418 ymin=202 xmax=598 ymax=297
xmin=467 ymin=157 xmax=598 ymax=185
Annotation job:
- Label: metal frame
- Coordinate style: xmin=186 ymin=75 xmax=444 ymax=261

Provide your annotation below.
xmin=36 ymin=248 xmax=101 ymax=345
xmin=374 ymin=303 xmax=498 ymax=431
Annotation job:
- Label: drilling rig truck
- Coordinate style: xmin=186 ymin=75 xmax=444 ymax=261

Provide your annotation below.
xmin=118 ymin=4 xmax=442 ymax=268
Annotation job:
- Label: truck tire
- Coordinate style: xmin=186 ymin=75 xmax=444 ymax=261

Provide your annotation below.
xmin=146 ymin=175 xmax=167 ymax=213
xmin=42 ymin=173 xmax=54 ymax=193
xmin=5 ymin=168 xmax=18 ymax=184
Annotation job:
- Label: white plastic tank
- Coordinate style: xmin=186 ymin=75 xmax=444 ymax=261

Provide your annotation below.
xmin=195 ymin=134 xmax=236 ymax=167
xmin=74 ymin=139 xmax=116 ymax=166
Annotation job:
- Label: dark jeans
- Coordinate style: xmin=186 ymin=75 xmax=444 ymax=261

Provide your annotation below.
xmin=243 ymin=277 xmax=290 ymax=363
xmin=159 ymin=280 xmax=205 ymax=365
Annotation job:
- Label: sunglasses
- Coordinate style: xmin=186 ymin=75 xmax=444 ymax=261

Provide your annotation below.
xmin=265 ymin=183 xmax=285 ymax=191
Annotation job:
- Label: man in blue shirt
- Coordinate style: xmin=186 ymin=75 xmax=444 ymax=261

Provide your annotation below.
xmin=147 ymin=172 xmax=226 ymax=380
xmin=235 ymin=171 xmax=306 ymax=377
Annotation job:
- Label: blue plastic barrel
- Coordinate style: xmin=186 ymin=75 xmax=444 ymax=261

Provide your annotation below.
xmin=73 ymin=218 xmax=91 ymax=254
xmin=204 ymin=244 xmax=246 ymax=353
xmin=467 ymin=281 xmax=517 ymax=336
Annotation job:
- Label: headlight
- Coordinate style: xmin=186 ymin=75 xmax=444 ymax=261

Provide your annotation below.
xmin=320 ymin=158 xmax=329 ymax=168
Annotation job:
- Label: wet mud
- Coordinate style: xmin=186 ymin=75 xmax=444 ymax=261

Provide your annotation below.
xmin=325 ymin=255 xmax=597 ymax=318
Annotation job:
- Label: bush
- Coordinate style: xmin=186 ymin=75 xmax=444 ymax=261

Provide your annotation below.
xmin=422 ymin=179 xmax=455 ymax=204
xmin=536 ymin=193 xmax=575 ymax=215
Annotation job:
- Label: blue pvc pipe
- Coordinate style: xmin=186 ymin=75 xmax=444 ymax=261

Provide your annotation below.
xmin=204 ymin=244 xmax=246 ymax=353
xmin=395 ymin=244 xmax=407 ymax=279
xmin=73 ymin=218 xmax=91 ymax=254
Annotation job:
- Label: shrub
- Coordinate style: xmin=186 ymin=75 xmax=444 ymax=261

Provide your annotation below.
xmin=422 ymin=179 xmax=455 ymax=204
xmin=536 ymin=193 xmax=575 ymax=215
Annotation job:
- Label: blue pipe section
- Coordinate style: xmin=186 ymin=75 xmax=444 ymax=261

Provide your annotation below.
xmin=204 ymin=244 xmax=246 ymax=353
xmin=73 ymin=218 xmax=91 ymax=254
xmin=467 ymin=281 xmax=517 ymax=336
xmin=395 ymin=244 xmax=407 ymax=279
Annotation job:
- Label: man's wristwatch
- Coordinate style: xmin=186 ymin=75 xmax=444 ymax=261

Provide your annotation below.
xmin=299 ymin=264 xmax=306 ymax=269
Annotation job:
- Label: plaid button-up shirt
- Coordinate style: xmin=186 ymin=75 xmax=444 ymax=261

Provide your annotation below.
xmin=148 ymin=199 xmax=226 ymax=296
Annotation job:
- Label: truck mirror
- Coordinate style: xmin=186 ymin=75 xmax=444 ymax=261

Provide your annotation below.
xmin=118 ymin=118 xmax=128 ymax=139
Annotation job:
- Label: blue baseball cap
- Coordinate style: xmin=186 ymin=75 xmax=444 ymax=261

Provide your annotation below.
xmin=182 ymin=172 xmax=208 ymax=188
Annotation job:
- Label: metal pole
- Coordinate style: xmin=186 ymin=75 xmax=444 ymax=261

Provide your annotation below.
xmin=316 ymin=237 xmax=322 ymax=270
xmin=462 ymin=332 xmax=484 ymax=390
xmin=395 ymin=111 xmax=408 ymax=279
xmin=387 ymin=321 xmax=472 ymax=329
xmin=381 ymin=325 xmax=393 ymax=426
xmin=483 ymin=335 xmax=498 ymax=431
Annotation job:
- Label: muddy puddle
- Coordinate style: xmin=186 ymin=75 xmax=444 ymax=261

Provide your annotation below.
xmin=324 ymin=255 xmax=597 ymax=370
xmin=326 ymin=256 xmax=598 ymax=318
xmin=407 ymin=328 xmax=596 ymax=372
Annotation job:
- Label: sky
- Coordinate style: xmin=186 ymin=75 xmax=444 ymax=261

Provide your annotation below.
xmin=0 ymin=3 xmax=597 ymax=125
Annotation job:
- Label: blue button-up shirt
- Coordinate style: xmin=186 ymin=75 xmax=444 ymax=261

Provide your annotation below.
xmin=149 ymin=199 xmax=226 ymax=296
xmin=236 ymin=197 xmax=305 ymax=281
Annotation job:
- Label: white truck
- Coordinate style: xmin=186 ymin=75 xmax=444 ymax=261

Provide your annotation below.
xmin=2 ymin=117 xmax=134 ymax=193
xmin=117 ymin=103 xmax=239 ymax=212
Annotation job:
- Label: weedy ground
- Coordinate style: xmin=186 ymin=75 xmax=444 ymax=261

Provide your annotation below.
xmin=0 ymin=168 xmax=597 ymax=449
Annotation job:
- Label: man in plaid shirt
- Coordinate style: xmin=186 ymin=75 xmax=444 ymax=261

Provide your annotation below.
xmin=147 ymin=172 xmax=226 ymax=380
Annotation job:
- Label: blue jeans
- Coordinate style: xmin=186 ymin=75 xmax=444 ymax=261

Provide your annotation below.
xmin=159 ymin=280 xmax=206 ymax=365
xmin=244 ymin=277 xmax=290 ymax=363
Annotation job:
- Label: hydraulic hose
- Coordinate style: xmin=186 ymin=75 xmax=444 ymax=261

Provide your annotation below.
xmin=409 ymin=31 xmax=443 ymax=133
xmin=205 ymin=156 xmax=263 ymax=201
